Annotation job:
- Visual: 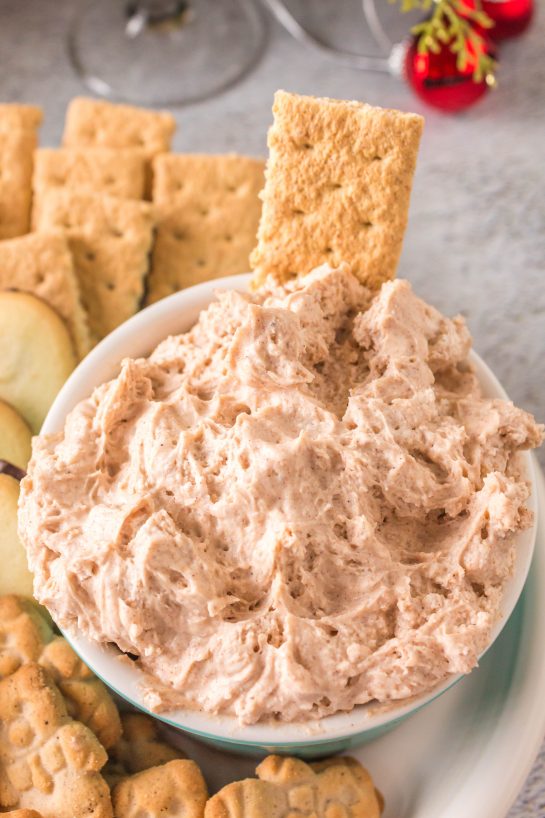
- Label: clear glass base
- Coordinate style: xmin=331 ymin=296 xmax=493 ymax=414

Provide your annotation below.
xmin=261 ymin=0 xmax=422 ymax=73
xmin=68 ymin=0 xmax=267 ymax=107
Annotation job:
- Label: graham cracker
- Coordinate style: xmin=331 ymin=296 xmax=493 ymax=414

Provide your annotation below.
xmin=63 ymin=98 xmax=176 ymax=197
xmin=0 ymin=105 xmax=42 ymax=239
xmin=250 ymin=90 xmax=424 ymax=290
xmin=32 ymin=148 xmax=146 ymax=226
xmin=0 ymin=232 xmax=91 ymax=359
xmin=0 ymin=104 xmax=42 ymax=131
xmin=35 ymin=191 xmax=156 ymax=343
xmin=147 ymin=153 xmax=264 ymax=304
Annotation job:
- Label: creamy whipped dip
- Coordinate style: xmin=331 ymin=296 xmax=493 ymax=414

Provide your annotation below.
xmin=20 ymin=266 xmax=543 ymax=724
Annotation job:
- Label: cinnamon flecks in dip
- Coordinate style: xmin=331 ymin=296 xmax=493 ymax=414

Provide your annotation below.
xmin=19 ymin=266 xmax=544 ymax=724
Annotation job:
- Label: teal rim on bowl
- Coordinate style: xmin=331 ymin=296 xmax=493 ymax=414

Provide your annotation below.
xmin=40 ymin=274 xmax=538 ymax=756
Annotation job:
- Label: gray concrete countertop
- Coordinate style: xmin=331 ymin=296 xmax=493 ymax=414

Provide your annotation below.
xmin=1 ymin=0 xmax=544 ymax=813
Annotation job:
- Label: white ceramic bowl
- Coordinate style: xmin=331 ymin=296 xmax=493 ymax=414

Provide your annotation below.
xmin=41 ymin=273 xmax=538 ymax=757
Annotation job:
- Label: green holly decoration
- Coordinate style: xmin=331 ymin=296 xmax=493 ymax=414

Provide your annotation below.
xmin=391 ymin=0 xmax=497 ymax=83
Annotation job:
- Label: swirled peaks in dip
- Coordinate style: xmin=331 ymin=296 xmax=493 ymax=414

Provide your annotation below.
xmin=20 ymin=266 xmax=544 ymax=724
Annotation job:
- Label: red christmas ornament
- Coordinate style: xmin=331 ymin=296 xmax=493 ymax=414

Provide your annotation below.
xmin=481 ymin=0 xmax=534 ymax=40
xmin=404 ymin=33 xmax=496 ymax=113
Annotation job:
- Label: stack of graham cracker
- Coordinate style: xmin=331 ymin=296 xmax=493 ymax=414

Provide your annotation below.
xmin=0 ymin=92 xmax=422 ymax=362
xmin=0 ymin=98 xmax=265 ymax=359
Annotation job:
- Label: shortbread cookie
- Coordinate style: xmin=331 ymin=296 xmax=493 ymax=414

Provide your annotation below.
xmin=0 ymin=232 xmax=92 ymax=359
xmin=0 ymin=596 xmax=122 ymax=750
xmin=104 ymin=714 xmax=184 ymax=787
xmin=147 ymin=153 xmax=264 ymax=303
xmin=2 ymin=810 xmax=44 ymax=817
xmin=0 ymin=663 xmax=112 ymax=818
xmin=35 ymin=191 xmax=156 ymax=343
xmin=63 ymin=98 xmax=176 ymax=196
xmin=0 ymin=105 xmax=42 ymax=238
xmin=0 ymin=291 xmax=76 ymax=433
xmin=32 ymin=148 xmax=146 ymax=225
xmin=112 ymin=760 xmax=207 ymax=818
xmin=0 ymin=400 xmax=32 ymax=470
xmin=205 ymin=755 xmax=382 ymax=818
xmin=251 ymin=90 xmax=423 ymax=289
xmin=0 ymin=478 xmax=34 ymax=597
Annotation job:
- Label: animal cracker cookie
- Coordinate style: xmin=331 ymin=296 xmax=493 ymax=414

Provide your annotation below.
xmin=205 ymin=755 xmax=382 ymax=818
xmin=0 ymin=105 xmax=42 ymax=239
xmin=0 ymin=596 xmax=121 ymax=750
xmin=111 ymin=760 xmax=207 ymax=818
xmin=0 ymin=232 xmax=92 ymax=359
xmin=105 ymin=713 xmax=184 ymax=781
xmin=32 ymin=148 xmax=146 ymax=226
xmin=104 ymin=713 xmax=185 ymax=787
xmin=147 ymin=153 xmax=264 ymax=303
xmin=251 ymin=90 xmax=423 ymax=290
xmin=35 ymin=190 xmax=156 ymax=343
xmin=0 ymin=663 xmax=112 ymax=818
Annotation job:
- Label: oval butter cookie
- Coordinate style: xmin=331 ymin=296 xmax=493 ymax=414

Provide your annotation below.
xmin=0 ymin=291 xmax=76 ymax=433
xmin=0 ymin=474 xmax=33 ymax=596
xmin=0 ymin=399 xmax=32 ymax=469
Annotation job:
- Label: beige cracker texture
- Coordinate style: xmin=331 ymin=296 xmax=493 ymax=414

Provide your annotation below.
xmin=0 ymin=232 xmax=91 ymax=359
xmin=205 ymin=755 xmax=382 ymax=818
xmin=0 ymin=663 xmax=113 ymax=818
xmin=112 ymin=760 xmax=207 ymax=818
xmin=250 ymin=91 xmax=423 ymax=290
xmin=147 ymin=153 xmax=264 ymax=303
xmin=0 ymin=105 xmax=42 ymax=131
xmin=0 ymin=595 xmax=121 ymax=751
xmin=35 ymin=190 xmax=156 ymax=343
xmin=63 ymin=98 xmax=176 ymax=196
xmin=0 ymin=105 xmax=43 ymax=239
xmin=103 ymin=713 xmax=185 ymax=788
xmin=32 ymin=148 xmax=146 ymax=226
